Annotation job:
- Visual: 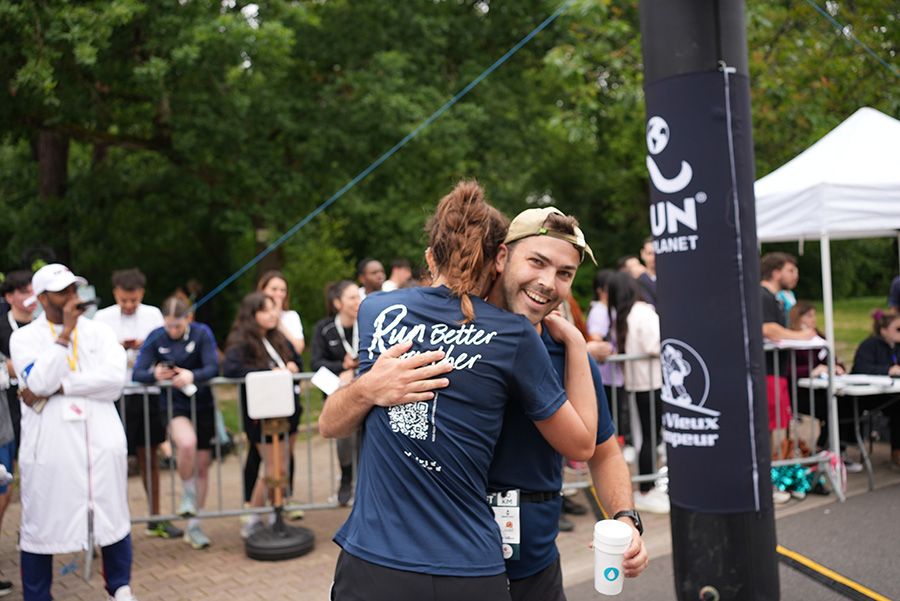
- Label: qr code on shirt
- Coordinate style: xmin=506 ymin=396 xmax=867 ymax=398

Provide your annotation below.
xmin=388 ymin=401 xmax=431 ymax=441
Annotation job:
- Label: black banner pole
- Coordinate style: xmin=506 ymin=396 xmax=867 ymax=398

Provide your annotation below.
xmin=638 ymin=2 xmax=779 ymax=600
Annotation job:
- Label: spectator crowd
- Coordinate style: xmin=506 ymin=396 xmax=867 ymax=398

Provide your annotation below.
xmin=0 ymin=214 xmax=896 ymax=600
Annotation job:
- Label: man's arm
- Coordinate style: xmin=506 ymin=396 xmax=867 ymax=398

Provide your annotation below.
xmin=762 ymin=322 xmax=815 ymax=342
xmin=588 ymin=436 xmax=648 ymax=578
xmin=61 ymin=322 xmax=127 ymax=402
xmin=318 ymin=340 xmax=452 ymax=438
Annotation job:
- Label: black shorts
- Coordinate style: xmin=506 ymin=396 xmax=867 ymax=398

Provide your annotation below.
xmin=331 ymin=551 xmax=511 ymax=601
xmin=171 ymin=404 xmax=217 ymax=451
xmin=119 ymin=394 xmax=166 ymax=456
xmin=509 ymin=557 xmax=565 ymax=601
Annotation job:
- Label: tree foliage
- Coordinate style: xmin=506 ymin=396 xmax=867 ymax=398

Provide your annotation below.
xmin=0 ymin=0 xmax=896 ymax=336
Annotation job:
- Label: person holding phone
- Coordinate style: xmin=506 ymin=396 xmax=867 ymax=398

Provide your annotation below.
xmin=10 ymin=264 xmax=138 ymax=601
xmin=133 ymin=297 xmax=219 ymax=550
xmin=94 ymin=269 xmax=181 ymax=539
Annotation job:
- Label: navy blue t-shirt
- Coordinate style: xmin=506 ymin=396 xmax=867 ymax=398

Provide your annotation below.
xmin=487 ymin=327 xmax=614 ymax=580
xmin=334 ymin=286 xmax=568 ymax=576
xmin=133 ymin=323 xmax=219 ymax=413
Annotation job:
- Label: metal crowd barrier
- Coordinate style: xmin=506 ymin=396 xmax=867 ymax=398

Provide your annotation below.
xmin=119 ymin=373 xmax=341 ymax=524
xmin=564 ymin=346 xmax=848 ymax=501
xmin=564 ymin=352 xmax=668 ymax=491
xmin=765 ymin=342 xmax=845 ymax=501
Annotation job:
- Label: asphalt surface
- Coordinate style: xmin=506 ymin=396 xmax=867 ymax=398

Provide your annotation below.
xmin=566 ymin=483 xmax=900 ymax=600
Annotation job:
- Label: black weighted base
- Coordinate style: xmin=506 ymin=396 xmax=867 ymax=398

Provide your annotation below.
xmin=245 ymin=512 xmax=315 ymax=561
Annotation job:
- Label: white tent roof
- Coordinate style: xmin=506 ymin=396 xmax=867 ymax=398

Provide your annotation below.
xmin=755 ymin=107 xmax=900 ymax=242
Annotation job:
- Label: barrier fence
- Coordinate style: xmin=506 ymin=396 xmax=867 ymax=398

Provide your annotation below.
xmin=563 ymin=346 xmax=848 ymax=502
xmin=119 ymin=373 xmax=342 ymax=525
xmin=121 ymin=348 xmax=864 ymax=525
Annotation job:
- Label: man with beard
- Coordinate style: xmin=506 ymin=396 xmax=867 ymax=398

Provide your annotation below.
xmin=486 ymin=208 xmax=647 ymax=600
xmin=11 ymin=264 xmax=137 ymax=601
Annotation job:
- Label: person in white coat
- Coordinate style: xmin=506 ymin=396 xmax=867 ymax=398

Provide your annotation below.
xmin=10 ymin=264 xmax=137 ymax=601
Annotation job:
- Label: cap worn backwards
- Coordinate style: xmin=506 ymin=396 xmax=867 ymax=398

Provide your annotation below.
xmin=504 ymin=207 xmax=596 ymax=265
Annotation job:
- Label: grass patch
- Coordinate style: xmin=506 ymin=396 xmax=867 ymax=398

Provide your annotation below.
xmin=810 ymin=296 xmax=884 ymax=368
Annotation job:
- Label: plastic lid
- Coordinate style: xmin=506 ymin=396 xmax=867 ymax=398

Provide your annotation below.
xmin=593 ymin=519 xmax=634 ymax=546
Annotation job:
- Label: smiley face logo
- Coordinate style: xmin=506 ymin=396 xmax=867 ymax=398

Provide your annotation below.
xmin=603 ymin=567 xmax=620 ymax=582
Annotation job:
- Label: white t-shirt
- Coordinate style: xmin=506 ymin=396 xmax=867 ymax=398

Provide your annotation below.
xmin=280 ymin=310 xmax=304 ymax=340
xmin=93 ymin=303 xmax=164 ymax=381
xmin=381 ymin=280 xmax=399 ymax=292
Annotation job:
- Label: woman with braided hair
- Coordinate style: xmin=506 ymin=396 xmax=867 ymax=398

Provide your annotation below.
xmin=324 ymin=181 xmax=598 ymax=601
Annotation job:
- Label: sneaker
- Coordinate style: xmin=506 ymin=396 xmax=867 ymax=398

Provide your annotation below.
xmin=285 ymin=507 xmax=305 ymax=521
xmin=558 ymin=516 xmax=575 ymax=532
xmin=561 ymin=495 xmax=588 ymax=516
xmin=0 ymin=579 xmax=12 ymax=597
xmin=841 ymin=454 xmax=864 ymax=474
xmin=177 ymin=489 xmax=197 ymax=517
xmin=183 ymin=524 xmax=210 ymax=550
xmin=773 ymin=489 xmax=791 ymax=504
xmin=108 ymin=585 xmax=137 ymax=601
xmin=654 ymin=466 xmax=669 ymax=494
xmin=634 ymin=488 xmax=670 ymax=514
xmin=145 ymin=521 xmax=183 ymax=539
xmin=240 ymin=516 xmax=264 ymax=540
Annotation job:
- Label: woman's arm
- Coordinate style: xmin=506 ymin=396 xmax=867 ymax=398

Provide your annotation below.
xmin=222 ymin=346 xmax=254 ymax=379
xmin=535 ymin=314 xmax=597 ymax=459
xmin=280 ymin=311 xmax=305 ymax=355
xmin=851 ymin=338 xmax=890 ymax=375
xmin=189 ymin=325 xmax=220 ymax=382
xmin=132 ymin=332 xmax=160 ymax=383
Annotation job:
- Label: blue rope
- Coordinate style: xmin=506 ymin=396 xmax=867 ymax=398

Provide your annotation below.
xmin=802 ymin=0 xmax=898 ymax=77
xmin=192 ymin=0 xmax=575 ymax=310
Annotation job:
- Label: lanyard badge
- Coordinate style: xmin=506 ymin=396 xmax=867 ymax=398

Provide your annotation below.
xmin=487 ymin=490 xmax=521 ymax=560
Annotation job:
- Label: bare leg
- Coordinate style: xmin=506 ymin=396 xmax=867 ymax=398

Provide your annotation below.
xmin=169 ymin=417 xmax=197 ymax=483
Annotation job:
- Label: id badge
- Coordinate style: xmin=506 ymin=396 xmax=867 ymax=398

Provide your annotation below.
xmin=62 ymin=399 xmax=87 ymax=421
xmin=488 ymin=490 xmax=520 ymax=560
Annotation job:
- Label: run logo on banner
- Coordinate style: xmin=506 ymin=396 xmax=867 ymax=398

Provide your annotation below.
xmin=646 ymin=116 xmax=705 ymax=255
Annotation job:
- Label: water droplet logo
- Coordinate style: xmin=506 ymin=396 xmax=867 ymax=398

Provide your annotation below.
xmin=603 ymin=567 xmax=620 ymax=582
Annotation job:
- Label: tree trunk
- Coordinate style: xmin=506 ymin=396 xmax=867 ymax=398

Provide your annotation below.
xmin=36 ymin=130 xmax=71 ymax=263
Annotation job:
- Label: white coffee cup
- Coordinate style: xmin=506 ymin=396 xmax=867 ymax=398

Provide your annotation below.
xmin=593 ymin=519 xmax=633 ymax=596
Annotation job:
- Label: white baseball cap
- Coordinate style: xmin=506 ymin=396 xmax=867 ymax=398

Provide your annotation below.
xmin=26 ymin=263 xmax=87 ymax=307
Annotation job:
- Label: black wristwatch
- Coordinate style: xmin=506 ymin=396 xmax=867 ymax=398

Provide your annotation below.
xmin=613 ymin=509 xmax=643 ymax=535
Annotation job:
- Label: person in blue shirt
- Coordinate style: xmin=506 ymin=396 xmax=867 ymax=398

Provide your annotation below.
xmin=486 ymin=208 xmax=648 ymax=601
xmin=133 ymin=296 xmax=219 ymax=550
xmin=319 ymin=182 xmax=599 ymax=601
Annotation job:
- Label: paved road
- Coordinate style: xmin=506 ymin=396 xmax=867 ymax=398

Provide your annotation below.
xmin=566 ymin=483 xmax=900 ymax=600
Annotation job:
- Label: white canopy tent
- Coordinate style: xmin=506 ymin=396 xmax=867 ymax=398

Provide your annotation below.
xmin=754 ymin=106 xmax=900 ymax=469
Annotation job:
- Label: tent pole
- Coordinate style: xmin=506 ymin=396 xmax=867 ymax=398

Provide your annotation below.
xmin=821 ymin=234 xmax=842 ymax=493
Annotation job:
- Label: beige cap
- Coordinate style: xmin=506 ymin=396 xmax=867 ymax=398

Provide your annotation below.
xmin=504 ymin=207 xmax=596 ymax=265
